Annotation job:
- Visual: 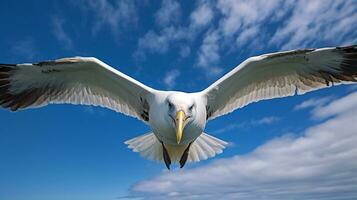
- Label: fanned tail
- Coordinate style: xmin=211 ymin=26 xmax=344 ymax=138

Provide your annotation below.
xmin=188 ymin=133 xmax=227 ymax=162
xmin=125 ymin=132 xmax=227 ymax=164
xmin=124 ymin=132 xmax=163 ymax=161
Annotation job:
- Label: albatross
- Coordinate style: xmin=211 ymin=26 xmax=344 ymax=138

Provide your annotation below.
xmin=1 ymin=45 xmax=357 ymax=169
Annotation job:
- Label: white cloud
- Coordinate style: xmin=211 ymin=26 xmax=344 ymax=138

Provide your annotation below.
xmin=77 ymin=0 xmax=137 ymax=35
xmin=212 ymin=123 xmax=244 ymax=134
xmin=197 ymin=30 xmax=219 ymax=66
xmin=136 ymin=0 xmax=357 ymax=78
xmin=129 ymin=92 xmax=357 ymax=199
xmin=155 ymin=0 xmax=181 ymax=27
xmin=193 ymin=0 xmax=288 ymax=76
xmin=253 ymin=116 xmax=280 ymax=125
xmin=235 ymin=26 xmax=258 ymax=47
xmin=270 ymin=0 xmax=357 ymax=50
xmin=163 ymin=69 xmax=181 ymax=89
xmin=135 ymin=1 xmax=213 ymax=59
xmin=137 ymin=27 xmax=188 ymax=54
xmin=294 ymin=96 xmax=333 ymax=111
xmin=196 ymin=30 xmax=223 ymax=77
xmin=213 ymin=116 xmax=280 ymax=134
xmin=312 ymin=92 xmax=357 ymax=119
xmin=190 ymin=2 xmax=214 ymax=28
xmin=217 ymin=0 xmax=284 ymax=37
xmin=137 ymin=30 xmax=169 ymax=54
xmin=51 ymin=16 xmax=73 ymax=50
xmin=197 ymin=0 xmax=356 ymax=72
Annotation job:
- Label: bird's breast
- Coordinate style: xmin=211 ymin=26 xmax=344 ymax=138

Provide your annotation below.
xmin=150 ymin=121 xmax=202 ymax=145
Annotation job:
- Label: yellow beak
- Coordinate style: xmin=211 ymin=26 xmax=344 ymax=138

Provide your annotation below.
xmin=176 ymin=110 xmax=187 ymax=144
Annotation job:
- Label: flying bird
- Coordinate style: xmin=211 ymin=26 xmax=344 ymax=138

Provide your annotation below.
xmin=1 ymin=45 xmax=356 ymax=169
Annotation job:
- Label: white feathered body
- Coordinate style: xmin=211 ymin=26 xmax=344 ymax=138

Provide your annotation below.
xmin=125 ymin=90 xmax=228 ymax=163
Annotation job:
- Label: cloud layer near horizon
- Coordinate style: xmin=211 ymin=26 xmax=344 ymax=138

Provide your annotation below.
xmin=128 ymin=91 xmax=357 ymax=200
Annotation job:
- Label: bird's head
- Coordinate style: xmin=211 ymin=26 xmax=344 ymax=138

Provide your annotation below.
xmin=166 ymin=93 xmax=198 ymax=144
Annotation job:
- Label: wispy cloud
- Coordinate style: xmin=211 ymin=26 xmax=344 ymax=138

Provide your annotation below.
xmin=10 ymin=37 xmax=38 ymax=60
xmin=206 ymin=0 xmax=290 ymax=57
xmin=75 ymin=0 xmax=137 ymax=36
xmin=208 ymin=0 xmax=357 ymax=66
xmin=189 ymin=2 xmax=214 ymax=28
xmin=135 ymin=0 xmax=183 ymax=56
xmin=129 ymin=92 xmax=357 ymax=200
xmin=212 ymin=123 xmax=244 ymax=134
xmin=155 ymin=0 xmax=181 ymax=27
xmin=217 ymin=0 xmax=286 ymax=37
xmin=253 ymin=116 xmax=280 ymax=125
xmin=312 ymin=92 xmax=357 ymax=119
xmin=134 ymin=0 xmax=213 ymax=60
xmin=135 ymin=0 xmax=357 ymax=79
xmin=294 ymin=96 xmax=333 ymax=111
xmin=196 ymin=30 xmax=223 ymax=77
xmin=235 ymin=26 xmax=259 ymax=47
xmin=51 ymin=16 xmax=73 ymax=50
xmin=163 ymin=69 xmax=181 ymax=89
xmin=136 ymin=27 xmax=188 ymax=55
xmin=213 ymin=116 xmax=280 ymax=134
xmin=270 ymin=0 xmax=357 ymax=50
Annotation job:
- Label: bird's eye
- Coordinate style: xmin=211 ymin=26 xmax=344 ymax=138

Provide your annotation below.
xmin=168 ymin=102 xmax=173 ymax=109
xmin=189 ymin=104 xmax=194 ymax=111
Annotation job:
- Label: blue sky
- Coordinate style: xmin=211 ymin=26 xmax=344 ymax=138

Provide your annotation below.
xmin=0 ymin=0 xmax=357 ymax=200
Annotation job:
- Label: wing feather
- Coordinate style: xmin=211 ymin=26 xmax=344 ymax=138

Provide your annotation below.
xmin=0 ymin=57 xmax=154 ymax=122
xmin=203 ymin=45 xmax=357 ymax=120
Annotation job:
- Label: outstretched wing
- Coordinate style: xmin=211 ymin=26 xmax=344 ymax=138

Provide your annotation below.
xmin=0 ymin=57 xmax=153 ymax=122
xmin=203 ymin=45 xmax=357 ymax=120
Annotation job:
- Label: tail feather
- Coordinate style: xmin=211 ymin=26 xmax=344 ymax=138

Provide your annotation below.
xmin=125 ymin=132 xmax=162 ymax=161
xmin=188 ymin=133 xmax=227 ymax=162
xmin=201 ymin=133 xmax=226 ymax=153
xmin=198 ymin=140 xmax=217 ymax=156
xmin=125 ymin=132 xmax=228 ymax=164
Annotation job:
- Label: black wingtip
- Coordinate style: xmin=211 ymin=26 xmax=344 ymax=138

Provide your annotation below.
xmin=330 ymin=44 xmax=357 ymax=85
xmin=339 ymin=45 xmax=357 ymax=62
xmin=336 ymin=44 xmax=357 ymax=52
xmin=0 ymin=63 xmax=17 ymax=66
xmin=0 ymin=64 xmax=16 ymax=73
xmin=0 ymin=64 xmax=30 ymax=111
